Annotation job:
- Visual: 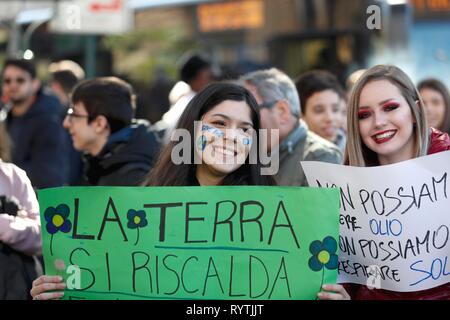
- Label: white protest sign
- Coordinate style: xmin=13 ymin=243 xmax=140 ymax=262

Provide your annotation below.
xmin=301 ymin=151 xmax=450 ymax=292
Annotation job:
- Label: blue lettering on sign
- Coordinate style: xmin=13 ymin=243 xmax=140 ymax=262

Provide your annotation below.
xmin=409 ymin=257 xmax=450 ymax=286
xmin=369 ymin=219 xmax=403 ymax=236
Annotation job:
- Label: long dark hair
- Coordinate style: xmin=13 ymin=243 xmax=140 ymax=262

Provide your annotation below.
xmin=147 ymin=82 xmax=275 ymax=186
xmin=418 ymin=78 xmax=450 ymax=135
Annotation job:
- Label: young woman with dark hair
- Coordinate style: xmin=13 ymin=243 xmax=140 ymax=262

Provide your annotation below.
xmin=147 ymin=82 xmax=275 ymax=187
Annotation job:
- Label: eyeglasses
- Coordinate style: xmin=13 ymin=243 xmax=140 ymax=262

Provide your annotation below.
xmin=3 ymin=77 xmax=26 ymax=85
xmin=258 ymin=101 xmax=278 ymax=110
xmin=66 ymin=107 xmax=89 ymax=121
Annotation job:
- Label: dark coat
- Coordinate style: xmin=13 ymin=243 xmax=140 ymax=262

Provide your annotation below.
xmin=0 ymin=244 xmax=39 ymax=300
xmin=83 ymin=120 xmax=160 ymax=186
xmin=6 ymin=88 xmax=70 ymax=189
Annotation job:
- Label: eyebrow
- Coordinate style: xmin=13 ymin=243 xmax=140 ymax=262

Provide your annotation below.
xmin=359 ymin=98 xmax=397 ymax=108
xmin=210 ymin=113 xmax=253 ymax=127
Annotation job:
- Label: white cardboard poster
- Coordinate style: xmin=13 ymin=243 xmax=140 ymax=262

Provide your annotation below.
xmin=302 ymin=151 xmax=450 ymax=292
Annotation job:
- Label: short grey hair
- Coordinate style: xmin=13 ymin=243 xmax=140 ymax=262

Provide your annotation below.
xmin=240 ymin=68 xmax=301 ymax=118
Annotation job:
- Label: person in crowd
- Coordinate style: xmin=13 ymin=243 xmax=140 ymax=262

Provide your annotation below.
xmin=1 ymin=58 xmax=70 ymax=189
xmin=0 ymin=122 xmax=42 ymax=299
xmin=147 ymin=82 xmax=275 ymax=186
xmin=346 ymin=69 xmax=367 ymax=100
xmin=295 ymin=70 xmax=347 ymax=152
xmin=63 ymin=77 xmax=160 ymax=186
xmin=48 ymin=60 xmax=85 ymax=185
xmin=152 ymin=53 xmax=214 ymax=144
xmin=30 ymin=82 xmax=276 ymax=299
xmin=337 ymin=95 xmax=348 ymax=134
xmin=240 ymin=68 xmax=342 ymax=186
xmin=320 ymin=65 xmax=450 ymax=300
xmin=418 ymin=78 xmax=450 ymax=136
xmin=48 ymin=60 xmax=85 ymax=109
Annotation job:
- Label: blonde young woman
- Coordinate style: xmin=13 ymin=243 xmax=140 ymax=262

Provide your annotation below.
xmin=326 ymin=65 xmax=450 ymax=300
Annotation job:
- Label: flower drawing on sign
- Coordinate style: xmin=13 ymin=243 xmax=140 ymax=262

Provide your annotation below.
xmin=44 ymin=204 xmax=72 ymax=256
xmin=308 ymin=236 xmax=338 ymax=296
xmin=126 ymin=209 xmax=148 ymax=245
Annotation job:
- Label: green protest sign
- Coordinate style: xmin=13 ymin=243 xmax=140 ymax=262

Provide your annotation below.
xmin=38 ymin=186 xmax=339 ymax=300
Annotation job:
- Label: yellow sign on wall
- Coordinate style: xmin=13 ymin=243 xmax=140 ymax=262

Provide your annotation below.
xmin=197 ymin=0 xmax=264 ymax=33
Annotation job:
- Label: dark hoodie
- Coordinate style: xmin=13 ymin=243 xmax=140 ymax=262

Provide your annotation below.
xmin=6 ymin=87 xmax=70 ymax=189
xmin=83 ymin=120 xmax=159 ymax=186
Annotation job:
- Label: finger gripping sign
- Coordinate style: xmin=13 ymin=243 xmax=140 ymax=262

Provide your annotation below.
xmin=38 ymin=186 xmax=339 ymax=300
xmin=302 ymin=151 xmax=450 ymax=292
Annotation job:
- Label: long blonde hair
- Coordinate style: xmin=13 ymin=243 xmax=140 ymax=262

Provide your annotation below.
xmin=345 ymin=65 xmax=428 ymax=166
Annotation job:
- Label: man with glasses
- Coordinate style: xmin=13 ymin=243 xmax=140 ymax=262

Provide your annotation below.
xmin=63 ymin=77 xmax=159 ymax=186
xmin=1 ymin=58 xmax=70 ymax=189
xmin=240 ymin=68 xmax=342 ymax=186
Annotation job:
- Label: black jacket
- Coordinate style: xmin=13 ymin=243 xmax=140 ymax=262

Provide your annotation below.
xmin=6 ymin=88 xmax=70 ymax=189
xmin=84 ymin=120 xmax=159 ymax=186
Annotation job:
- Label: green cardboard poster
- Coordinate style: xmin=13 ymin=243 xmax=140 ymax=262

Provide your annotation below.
xmin=38 ymin=186 xmax=339 ymax=300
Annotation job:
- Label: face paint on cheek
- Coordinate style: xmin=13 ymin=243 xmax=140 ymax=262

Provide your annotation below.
xmin=196 ymin=135 xmax=207 ymax=151
xmin=202 ymin=124 xmax=224 ymax=138
xmin=242 ymin=137 xmax=252 ymax=146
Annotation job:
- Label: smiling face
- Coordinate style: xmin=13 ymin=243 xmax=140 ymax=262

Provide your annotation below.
xmin=63 ymin=101 xmax=109 ymax=156
xmin=195 ymin=100 xmax=254 ymax=183
xmin=358 ymin=80 xmax=416 ymax=165
xmin=303 ymin=89 xmax=341 ymax=142
xmin=420 ymin=87 xmax=446 ymax=130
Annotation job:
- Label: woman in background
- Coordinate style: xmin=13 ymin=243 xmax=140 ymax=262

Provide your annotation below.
xmin=418 ymin=78 xmax=450 ymax=136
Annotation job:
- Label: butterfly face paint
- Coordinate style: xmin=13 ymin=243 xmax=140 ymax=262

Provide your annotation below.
xmin=194 ymin=100 xmax=255 ymax=176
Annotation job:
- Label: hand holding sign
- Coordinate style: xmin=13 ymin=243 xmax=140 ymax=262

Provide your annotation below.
xmin=38 ymin=186 xmax=340 ymax=300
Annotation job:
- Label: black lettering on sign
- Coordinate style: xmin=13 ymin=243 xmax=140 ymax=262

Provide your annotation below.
xmin=432 ymin=172 xmax=447 ymax=201
xmin=398 ymin=186 xmax=417 ymax=215
xmin=202 ymin=257 xmax=224 ymax=296
xmin=72 ymin=198 xmax=95 ymax=240
xmin=268 ymin=201 xmax=300 ymax=249
xmin=228 ymin=255 xmax=245 ymax=297
xmin=249 ymin=255 xmax=269 ymax=299
xmin=69 ymin=247 xmax=95 ymax=290
xmin=181 ymin=256 xmax=199 ymax=294
xmin=98 ymin=197 xmax=128 ymax=241
xmin=162 ymin=254 xmax=180 ymax=295
xmin=418 ymin=183 xmax=434 ymax=208
xmin=131 ymin=251 xmax=153 ymax=293
xmin=268 ymin=257 xmax=291 ymax=299
xmin=384 ymin=188 xmax=402 ymax=217
xmin=359 ymin=189 xmax=370 ymax=214
xmin=185 ymin=202 xmax=208 ymax=243
xmin=213 ymin=200 xmax=237 ymax=242
xmin=340 ymin=184 xmax=355 ymax=211
xmin=239 ymin=201 xmax=264 ymax=242
xmin=144 ymin=202 xmax=183 ymax=242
